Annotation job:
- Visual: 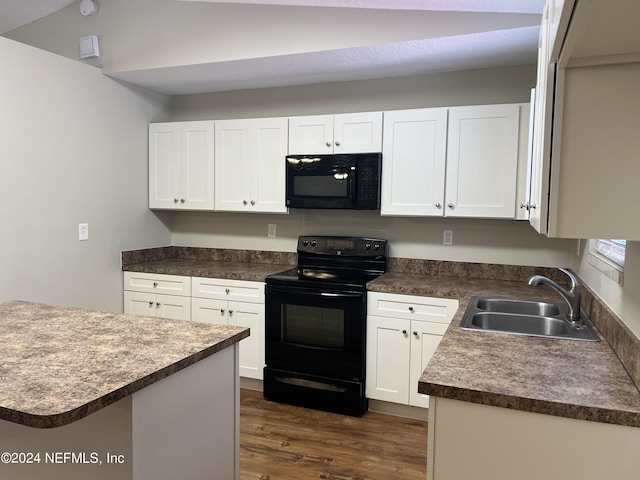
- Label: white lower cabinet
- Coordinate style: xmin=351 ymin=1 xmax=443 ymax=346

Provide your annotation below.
xmin=123 ymin=272 xmax=191 ymax=321
xmin=366 ymin=292 xmax=458 ymax=408
xmin=191 ymin=277 xmax=265 ymax=380
xmin=123 ymin=272 xmax=265 ymax=380
xmin=124 ymin=291 xmax=191 ymax=321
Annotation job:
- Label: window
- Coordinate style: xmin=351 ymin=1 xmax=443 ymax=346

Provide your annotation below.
xmin=596 ymin=239 xmax=626 ymax=266
xmin=588 ymin=239 xmax=625 ymax=285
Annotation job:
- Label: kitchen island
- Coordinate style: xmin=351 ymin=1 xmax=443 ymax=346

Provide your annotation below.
xmin=0 ymin=300 xmax=249 ymax=480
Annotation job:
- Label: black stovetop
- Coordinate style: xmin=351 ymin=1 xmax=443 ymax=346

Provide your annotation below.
xmin=266 ymin=236 xmax=388 ymax=290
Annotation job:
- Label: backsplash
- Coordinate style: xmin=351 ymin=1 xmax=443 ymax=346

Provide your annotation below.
xmin=581 ymin=286 xmax=640 ymax=390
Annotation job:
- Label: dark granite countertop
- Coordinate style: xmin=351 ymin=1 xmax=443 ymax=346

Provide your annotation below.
xmin=121 ymin=246 xmax=295 ymax=282
xmin=123 ymin=257 xmax=293 ymax=282
xmin=368 ymin=272 xmax=640 ymax=428
xmin=0 ymin=300 xmax=249 ymax=429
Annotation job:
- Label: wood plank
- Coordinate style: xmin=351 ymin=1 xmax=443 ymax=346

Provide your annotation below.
xmin=240 ymin=389 xmax=427 ymax=480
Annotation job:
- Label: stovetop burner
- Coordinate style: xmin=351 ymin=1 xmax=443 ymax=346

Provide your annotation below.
xmin=266 ymin=236 xmax=388 ymax=289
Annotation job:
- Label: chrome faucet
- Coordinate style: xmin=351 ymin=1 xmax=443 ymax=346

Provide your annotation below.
xmin=528 ymin=268 xmax=581 ymax=322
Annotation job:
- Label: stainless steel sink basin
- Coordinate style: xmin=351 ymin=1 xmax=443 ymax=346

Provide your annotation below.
xmin=475 ymin=298 xmax=561 ymax=317
xmin=460 ymin=296 xmax=599 ymax=342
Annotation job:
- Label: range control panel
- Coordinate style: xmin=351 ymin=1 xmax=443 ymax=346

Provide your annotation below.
xmin=297 ymin=236 xmax=387 ymax=256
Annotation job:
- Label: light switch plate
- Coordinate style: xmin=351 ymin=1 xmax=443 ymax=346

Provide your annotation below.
xmin=79 ymin=223 xmax=89 ymax=241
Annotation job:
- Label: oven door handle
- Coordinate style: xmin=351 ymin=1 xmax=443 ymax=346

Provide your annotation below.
xmin=317 ymin=291 xmax=362 ymax=298
xmin=268 ymin=286 xmax=362 ymax=298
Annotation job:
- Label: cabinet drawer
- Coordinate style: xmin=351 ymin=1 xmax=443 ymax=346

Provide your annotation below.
xmin=192 ymin=277 xmax=264 ymax=303
xmin=367 ymin=292 xmax=458 ymax=324
xmin=123 ymin=271 xmax=191 ymax=296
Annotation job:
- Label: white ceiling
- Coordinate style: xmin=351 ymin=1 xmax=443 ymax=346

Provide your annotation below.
xmin=1 ymin=0 xmax=545 ymax=95
xmin=0 ymin=0 xmax=76 ymax=35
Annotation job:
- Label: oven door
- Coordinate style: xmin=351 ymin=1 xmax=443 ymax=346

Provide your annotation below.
xmin=265 ymin=284 xmax=366 ymax=380
xmin=285 ymin=155 xmax=356 ymax=209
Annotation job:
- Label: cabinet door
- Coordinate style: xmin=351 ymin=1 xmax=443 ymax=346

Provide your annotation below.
xmin=191 ymin=297 xmax=229 ymax=325
xmin=529 ymin=3 xmax=554 ymax=233
xmin=446 ymin=104 xmax=520 ymax=218
xmin=180 ymin=121 xmax=214 ymax=210
xmin=380 ymin=108 xmax=448 ymax=216
xmin=191 ymin=277 xmax=264 ymax=303
xmin=333 ymin=112 xmax=382 ymax=154
xmin=366 ymin=315 xmax=410 ymax=404
xmin=408 ymin=321 xmax=448 ymax=408
xmin=156 ymin=294 xmax=191 ymax=321
xmin=124 ymin=291 xmax=157 ymax=316
xmin=288 ymin=115 xmax=334 ymax=154
xmin=149 ymin=123 xmax=181 ymax=209
xmin=230 ymin=301 xmax=264 ymax=380
xmin=251 ymin=118 xmax=288 ymax=213
xmin=215 ymin=119 xmax=252 ymax=212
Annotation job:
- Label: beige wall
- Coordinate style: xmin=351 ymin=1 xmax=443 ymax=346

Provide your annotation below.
xmin=0 ymin=36 xmax=172 ymax=312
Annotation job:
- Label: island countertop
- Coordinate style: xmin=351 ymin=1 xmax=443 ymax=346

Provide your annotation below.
xmin=0 ymin=300 xmax=249 ymax=429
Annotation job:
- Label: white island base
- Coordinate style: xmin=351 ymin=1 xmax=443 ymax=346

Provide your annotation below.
xmin=0 ymin=346 xmax=240 ymax=480
xmin=427 ymin=396 xmax=640 ymax=480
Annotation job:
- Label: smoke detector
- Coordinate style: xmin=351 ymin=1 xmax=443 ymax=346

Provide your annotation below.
xmin=80 ymin=0 xmax=97 ymax=17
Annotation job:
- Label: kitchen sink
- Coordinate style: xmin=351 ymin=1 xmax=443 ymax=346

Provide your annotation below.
xmin=475 ymin=298 xmax=561 ymax=317
xmin=460 ymin=296 xmax=599 ymax=342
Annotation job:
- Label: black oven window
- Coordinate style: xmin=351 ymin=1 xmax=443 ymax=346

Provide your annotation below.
xmin=283 ymin=304 xmax=345 ymax=350
xmin=294 ymin=175 xmax=349 ymax=197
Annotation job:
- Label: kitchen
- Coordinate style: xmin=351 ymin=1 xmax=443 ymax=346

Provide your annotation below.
xmin=1 ymin=0 xmax=639 ymax=479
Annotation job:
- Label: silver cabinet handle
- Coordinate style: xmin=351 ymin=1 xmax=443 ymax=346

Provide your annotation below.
xmin=225 ymin=288 xmax=230 ymax=294
xmin=180 ymin=199 xmax=185 ymax=203
xmin=402 ymin=329 xmax=408 ymax=335
xmin=155 ymin=302 xmax=160 ymax=307
xmin=529 ymin=203 xmax=537 ymax=209
xmin=148 ymin=301 xmax=153 ymax=306
xmin=250 ymin=200 xmax=255 ymax=206
xmin=153 ymin=282 xmax=158 ymax=288
xmin=243 ymin=200 xmax=248 ymax=205
xmin=229 ymin=310 xmax=234 ymax=316
xmin=325 ymin=141 xmax=331 ymax=147
xmin=413 ymin=331 xmax=419 ymax=337
xmin=335 ymin=141 xmax=341 ymax=147
xmin=174 ymin=198 xmax=179 ymax=203
xmin=220 ymin=309 xmax=225 ymax=314
xmin=408 ymin=306 xmax=414 ymax=312
xmin=435 ymin=202 xmax=442 ymax=209
xmin=448 ymin=203 xmax=454 ymax=208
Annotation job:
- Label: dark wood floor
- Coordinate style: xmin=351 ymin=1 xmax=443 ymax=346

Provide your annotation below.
xmin=240 ymin=389 xmax=428 ymax=480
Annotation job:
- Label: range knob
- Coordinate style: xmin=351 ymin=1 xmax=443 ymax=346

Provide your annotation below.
xmin=302 ymin=240 xmax=309 ymax=246
xmin=310 ymin=240 xmax=317 ymax=247
xmin=373 ymin=243 xmax=381 ymax=251
xmin=364 ymin=243 xmax=372 ymax=250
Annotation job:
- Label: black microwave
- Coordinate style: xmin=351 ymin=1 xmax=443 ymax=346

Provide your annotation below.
xmin=285 ymin=153 xmax=382 ymax=210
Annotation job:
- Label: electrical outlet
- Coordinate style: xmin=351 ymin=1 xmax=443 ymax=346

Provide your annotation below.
xmin=79 ymin=223 xmax=89 ymax=241
xmin=268 ymin=224 xmax=277 ymax=238
xmin=443 ymin=229 xmax=453 ymax=246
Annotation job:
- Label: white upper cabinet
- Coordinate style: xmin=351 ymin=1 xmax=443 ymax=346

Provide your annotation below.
xmin=446 ymin=104 xmax=520 ymax=218
xmin=288 ymin=112 xmax=383 ymax=154
xmin=381 ymin=108 xmax=448 ymax=216
xmin=529 ymin=0 xmax=640 ymax=239
xmin=215 ymin=117 xmax=288 ymax=213
xmin=381 ymin=104 xmax=526 ymax=218
xmin=149 ymin=121 xmax=214 ymax=210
